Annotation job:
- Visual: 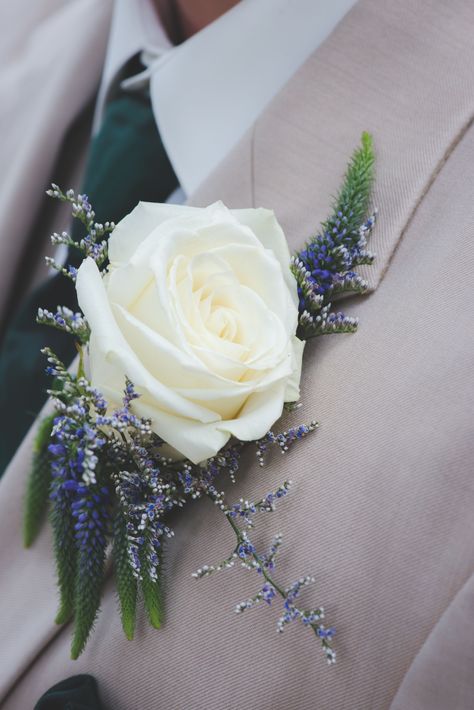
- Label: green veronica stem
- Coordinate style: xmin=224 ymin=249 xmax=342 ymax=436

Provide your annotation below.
xmin=322 ymin=130 xmax=375 ymax=237
xmin=113 ymin=512 xmax=138 ymax=641
xmin=292 ymin=132 xmax=376 ymax=340
xmin=140 ymin=534 xmax=163 ymax=630
xmin=69 ymin=476 xmax=110 ymax=659
xmin=51 ymin=496 xmax=78 ymax=626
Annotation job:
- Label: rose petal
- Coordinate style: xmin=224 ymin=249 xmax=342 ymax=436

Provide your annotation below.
xmin=220 ymin=383 xmax=287 ymax=442
xmin=283 ymin=336 xmax=305 ymax=402
xmin=108 ymin=201 xmax=204 ymax=266
xmin=78 ymin=201 xmax=303 ymax=462
xmin=231 ymin=207 xmax=299 ymax=308
xmin=77 ymin=258 xmax=219 ymax=422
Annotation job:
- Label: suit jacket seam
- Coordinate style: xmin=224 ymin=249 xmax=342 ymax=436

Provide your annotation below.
xmin=377 ymin=111 xmax=474 ymax=290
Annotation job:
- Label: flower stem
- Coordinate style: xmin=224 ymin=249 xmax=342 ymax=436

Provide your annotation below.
xmin=206 ymin=487 xmax=287 ymax=597
xmin=222 ymin=504 xmax=287 ymax=598
xmin=76 ymin=342 xmax=85 ymax=379
xmin=206 ymin=487 xmax=336 ymax=665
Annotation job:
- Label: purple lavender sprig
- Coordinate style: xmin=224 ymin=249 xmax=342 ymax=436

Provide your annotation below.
xmin=292 ymin=132 xmax=376 ymax=338
xmin=48 ymin=391 xmax=111 ymax=657
xmin=34 ymin=352 xmax=164 ymax=656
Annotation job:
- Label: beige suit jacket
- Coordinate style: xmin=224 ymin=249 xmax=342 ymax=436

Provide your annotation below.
xmin=0 ymin=0 xmax=112 ymax=331
xmin=1 ymin=0 xmax=474 ymax=708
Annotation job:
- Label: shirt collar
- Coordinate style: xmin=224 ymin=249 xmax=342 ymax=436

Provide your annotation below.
xmin=96 ymin=0 xmax=356 ymax=197
xmin=93 ymin=0 xmax=171 ymax=131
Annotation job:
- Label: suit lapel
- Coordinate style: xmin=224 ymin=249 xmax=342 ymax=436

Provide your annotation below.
xmin=191 ymin=0 xmax=474 ymax=291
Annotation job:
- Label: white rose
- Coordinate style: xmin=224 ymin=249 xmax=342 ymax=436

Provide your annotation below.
xmin=76 ymin=201 xmax=304 ymax=464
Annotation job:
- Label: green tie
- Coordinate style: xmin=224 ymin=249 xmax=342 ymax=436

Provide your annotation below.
xmin=0 ymin=71 xmax=178 ymax=475
xmin=34 ymin=674 xmax=104 ymax=710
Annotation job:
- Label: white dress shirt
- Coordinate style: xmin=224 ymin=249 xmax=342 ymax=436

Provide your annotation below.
xmin=95 ymin=0 xmax=357 ymax=200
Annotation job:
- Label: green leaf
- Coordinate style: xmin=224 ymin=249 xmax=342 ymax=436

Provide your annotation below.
xmin=113 ymin=512 xmax=138 ymax=641
xmin=51 ymin=497 xmax=77 ymax=626
xmin=140 ymin=539 xmax=163 ymax=630
xmin=70 ymin=539 xmax=107 ymax=660
xmin=142 ymin=575 xmax=162 ymax=629
xmin=69 ymin=472 xmax=110 ymax=659
xmin=322 ymin=131 xmax=375 ymax=240
xmin=23 ymin=414 xmax=55 ymax=547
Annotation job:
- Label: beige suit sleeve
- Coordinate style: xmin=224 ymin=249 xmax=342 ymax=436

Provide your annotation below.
xmin=0 ymin=0 xmax=112 ymax=329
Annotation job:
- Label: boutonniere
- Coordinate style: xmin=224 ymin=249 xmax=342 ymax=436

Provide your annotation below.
xmin=24 ymin=133 xmax=376 ymax=664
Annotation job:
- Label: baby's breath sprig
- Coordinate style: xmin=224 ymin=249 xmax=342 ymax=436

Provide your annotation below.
xmin=45 ymin=184 xmax=114 ymax=273
xmin=254 ymin=421 xmax=318 ymax=467
xmin=194 ymin=473 xmax=336 ymax=666
xmin=37 ymin=306 xmax=90 ymax=344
